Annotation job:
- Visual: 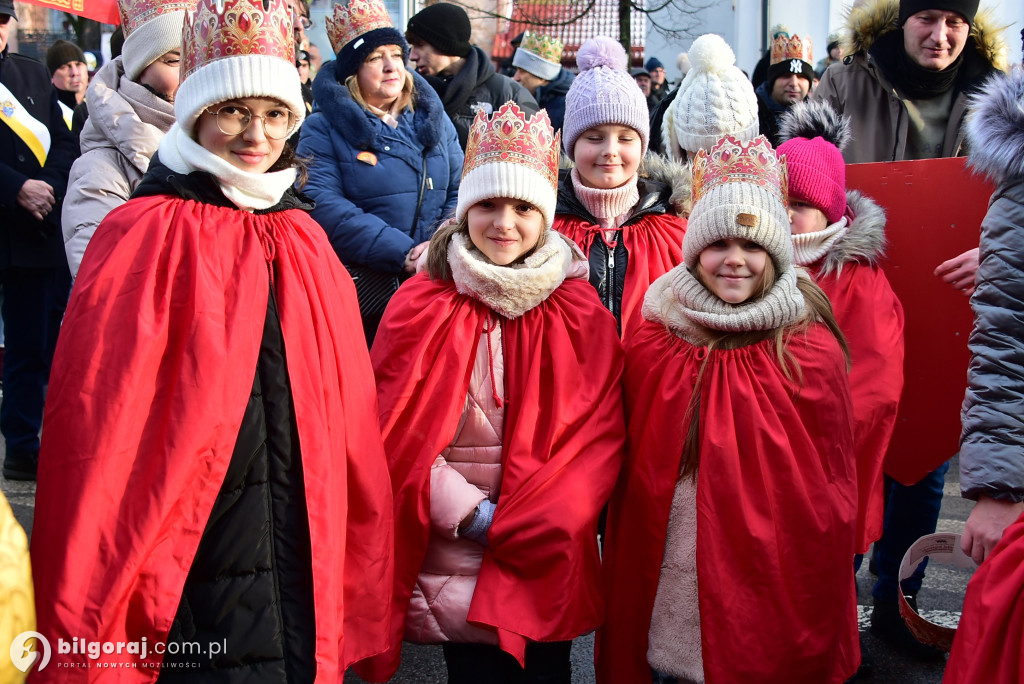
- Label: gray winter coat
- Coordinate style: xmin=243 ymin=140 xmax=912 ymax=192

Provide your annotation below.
xmin=959 ymin=70 xmax=1024 ymax=502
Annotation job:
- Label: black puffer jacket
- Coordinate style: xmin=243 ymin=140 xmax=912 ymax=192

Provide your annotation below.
xmin=135 ymin=161 xmax=318 ymax=683
xmin=959 ymin=70 xmax=1024 ymax=503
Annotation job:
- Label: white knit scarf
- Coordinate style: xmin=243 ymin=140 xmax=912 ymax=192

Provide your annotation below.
xmin=792 ymin=217 xmax=849 ymax=267
xmin=447 ymin=232 xmax=574 ymax=319
xmin=642 ymin=263 xmax=806 ymax=345
xmin=158 ymin=124 xmax=297 ymax=211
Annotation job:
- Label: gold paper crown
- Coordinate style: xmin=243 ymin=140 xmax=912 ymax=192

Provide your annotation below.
xmin=520 ymin=31 xmax=563 ymax=65
xmin=326 ymin=0 xmax=394 ymax=55
xmin=770 ymin=34 xmax=812 ymax=65
xmin=691 ymin=136 xmax=789 ymax=208
xmin=118 ymin=0 xmax=197 ymax=37
xmin=463 ymin=101 xmax=560 ymax=189
xmin=181 ymin=0 xmax=294 ymax=79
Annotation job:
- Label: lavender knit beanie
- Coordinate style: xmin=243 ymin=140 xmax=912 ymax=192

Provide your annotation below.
xmin=562 ymin=36 xmax=650 ymax=160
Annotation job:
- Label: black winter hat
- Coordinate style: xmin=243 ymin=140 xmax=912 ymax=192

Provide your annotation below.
xmin=405 ymin=3 xmax=472 ymax=58
xmin=766 ymin=58 xmax=815 ymax=88
xmin=46 ymin=39 xmax=86 ymax=75
xmin=336 ymin=26 xmax=409 ymax=82
xmin=898 ymin=0 xmax=979 ymax=26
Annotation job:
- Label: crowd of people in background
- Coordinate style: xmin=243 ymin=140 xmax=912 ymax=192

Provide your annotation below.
xmin=0 ymin=0 xmax=1023 ymax=682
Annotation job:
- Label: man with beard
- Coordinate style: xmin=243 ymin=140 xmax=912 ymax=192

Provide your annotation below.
xmin=405 ymin=2 xmax=537 ymax=149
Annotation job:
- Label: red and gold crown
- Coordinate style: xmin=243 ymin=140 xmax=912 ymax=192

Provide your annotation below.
xmin=463 ymin=101 xmax=560 ymax=189
xmin=770 ymin=33 xmax=812 ymax=65
xmin=118 ymin=0 xmax=197 ymax=37
xmin=692 ymin=136 xmax=789 ymax=208
xmin=326 ymin=0 xmax=394 ymax=55
xmin=181 ymin=0 xmax=294 ymax=79
xmin=520 ymin=31 xmax=563 ymax=65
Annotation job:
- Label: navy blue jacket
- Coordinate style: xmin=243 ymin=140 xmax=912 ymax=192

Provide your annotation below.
xmin=0 ymin=49 xmax=79 ymax=269
xmin=298 ymin=61 xmax=462 ymax=274
xmin=534 ymin=67 xmax=573 ymax=134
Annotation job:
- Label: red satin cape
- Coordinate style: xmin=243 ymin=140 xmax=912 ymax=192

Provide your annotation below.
xmin=356 ymin=273 xmax=625 ymax=681
xmin=945 ymin=510 xmax=1024 ymax=684
xmin=598 ymin=321 xmax=860 ymax=684
xmin=30 ymin=194 xmax=394 ymax=681
xmin=553 ymin=213 xmax=685 ymax=336
xmin=814 ymin=261 xmax=905 ymax=552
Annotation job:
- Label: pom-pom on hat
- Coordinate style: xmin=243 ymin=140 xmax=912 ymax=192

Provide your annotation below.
xmin=562 ymin=36 xmax=650 ymax=160
xmin=456 ymin=101 xmax=561 ymax=230
xmin=404 ymin=2 xmax=471 ymax=58
xmin=662 ymin=33 xmax=759 ymax=161
xmin=776 ymin=100 xmax=851 ymax=224
xmin=118 ymin=0 xmax=196 ymax=81
xmin=175 ymin=0 xmax=305 ymax=138
xmin=513 ymin=31 xmax=563 ymax=81
xmin=327 ymin=0 xmax=408 ymax=81
xmin=685 ymin=135 xmax=792 ymax=272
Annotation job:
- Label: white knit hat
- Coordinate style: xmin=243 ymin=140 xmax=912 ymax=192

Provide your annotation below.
xmin=662 ymin=34 xmax=759 ymax=162
xmin=562 ymin=36 xmax=650 ymax=160
xmin=456 ymin=102 xmax=560 ymax=229
xmin=174 ymin=0 xmax=305 ymax=138
xmin=119 ymin=0 xmax=196 ymax=81
xmin=684 ymin=135 xmax=792 ymax=272
xmin=512 ymin=32 xmax=563 ymax=81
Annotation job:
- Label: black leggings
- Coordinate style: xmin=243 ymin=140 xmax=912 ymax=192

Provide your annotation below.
xmin=442 ymin=640 xmax=573 ymax=684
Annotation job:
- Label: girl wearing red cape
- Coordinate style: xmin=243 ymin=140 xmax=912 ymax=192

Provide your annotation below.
xmin=776 ymin=100 xmax=905 ymax=556
xmin=357 ymin=102 xmax=625 ymax=683
xmin=30 ymin=0 xmax=393 ymax=680
xmin=598 ymin=136 xmax=860 ymax=683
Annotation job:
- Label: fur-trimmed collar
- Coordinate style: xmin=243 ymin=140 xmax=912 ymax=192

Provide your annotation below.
xmin=814 ymin=190 xmax=888 ymax=277
xmin=845 ymin=0 xmax=1008 ymax=72
xmin=641 ymin=152 xmax=693 ymax=217
xmin=448 ymin=232 xmax=577 ymax=319
xmin=310 ymin=60 xmax=445 ymax=151
xmin=966 ymin=70 xmax=1024 ymax=185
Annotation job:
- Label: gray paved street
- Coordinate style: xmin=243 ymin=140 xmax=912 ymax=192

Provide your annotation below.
xmin=5 ymin=450 xmax=973 ymax=683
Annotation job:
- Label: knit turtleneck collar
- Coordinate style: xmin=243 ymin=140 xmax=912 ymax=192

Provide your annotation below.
xmin=641 ymin=263 xmax=806 ymax=346
xmin=570 ymin=167 xmax=640 ymax=230
xmin=792 ymin=217 xmax=849 ymax=267
xmin=447 ymin=232 xmax=575 ymax=319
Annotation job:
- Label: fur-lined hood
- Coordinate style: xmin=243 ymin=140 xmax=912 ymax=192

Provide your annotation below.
xmin=816 ymin=190 xmax=888 ymax=278
xmin=844 ymin=0 xmax=1008 ymax=72
xmin=966 ymin=70 xmax=1024 ymax=185
xmin=641 ymin=153 xmax=693 ymax=216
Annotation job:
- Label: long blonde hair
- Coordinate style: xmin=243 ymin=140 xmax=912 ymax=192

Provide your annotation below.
xmin=677 ymin=273 xmax=849 ymax=479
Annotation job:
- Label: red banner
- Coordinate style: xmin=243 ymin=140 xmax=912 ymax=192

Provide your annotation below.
xmin=16 ymin=0 xmax=120 ymax=25
xmin=846 ymin=157 xmax=993 ymax=485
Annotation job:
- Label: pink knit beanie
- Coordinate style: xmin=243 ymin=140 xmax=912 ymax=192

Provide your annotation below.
xmin=776 ymin=100 xmax=851 ymax=224
xmin=562 ymin=36 xmax=649 ymax=160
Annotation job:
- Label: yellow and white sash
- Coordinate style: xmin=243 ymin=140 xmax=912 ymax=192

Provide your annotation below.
xmin=58 ymin=100 xmax=74 ymax=130
xmin=0 ymin=81 xmax=51 ymax=166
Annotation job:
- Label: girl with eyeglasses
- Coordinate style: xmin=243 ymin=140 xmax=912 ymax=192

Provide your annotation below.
xmin=30 ymin=0 xmax=394 ymax=679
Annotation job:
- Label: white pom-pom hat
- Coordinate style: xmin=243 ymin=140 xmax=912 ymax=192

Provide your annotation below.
xmin=562 ymin=35 xmax=650 ymax=160
xmin=662 ymin=33 xmax=759 ymax=162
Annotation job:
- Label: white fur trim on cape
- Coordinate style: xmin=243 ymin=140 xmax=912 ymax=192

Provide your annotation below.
xmin=159 ymin=124 xmax=297 ymax=210
xmin=447 ymin=232 xmax=577 ymax=319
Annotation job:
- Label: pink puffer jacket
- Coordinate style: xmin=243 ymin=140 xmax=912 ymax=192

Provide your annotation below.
xmin=404 ymin=322 xmax=505 ymax=644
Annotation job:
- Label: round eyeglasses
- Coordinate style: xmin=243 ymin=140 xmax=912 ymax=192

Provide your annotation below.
xmin=204 ymin=104 xmax=297 ymax=140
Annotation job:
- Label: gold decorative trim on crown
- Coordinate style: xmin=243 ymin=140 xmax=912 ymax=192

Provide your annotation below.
xmin=118 ymin=0 xmax=197 ymax=37
xmin=519 ymin=31 xmax=563 ymax=65
xmin=181 ymin=0 xmax=294 ymax=79
xmin=770 ymin=33 xmax=812 ymax=65
xmin=326 ymin=0 xmax=394 ymax=55
xmin=691 ymin=135 xmax=789 ymax=208
xmin=463 ymin=102 xmax=560 ymax=189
